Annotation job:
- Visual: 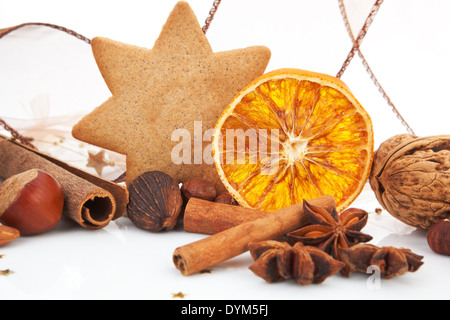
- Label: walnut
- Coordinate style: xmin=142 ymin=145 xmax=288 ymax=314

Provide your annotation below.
xmin=369 ymin=134 xmax=450 ymax=229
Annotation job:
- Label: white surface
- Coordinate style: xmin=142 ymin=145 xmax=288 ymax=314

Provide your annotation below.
xmin=0 ymin=0 xmax=449 ymax=300
xmin=0 ymin=185 xmax=447 ymax=300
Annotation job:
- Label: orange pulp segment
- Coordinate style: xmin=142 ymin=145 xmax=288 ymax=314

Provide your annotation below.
xmin=212 ymin=68 xmax=374 ymax=212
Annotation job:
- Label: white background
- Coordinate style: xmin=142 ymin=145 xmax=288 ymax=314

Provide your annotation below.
xmin=0 ymin=0 xmax=448 ymax=300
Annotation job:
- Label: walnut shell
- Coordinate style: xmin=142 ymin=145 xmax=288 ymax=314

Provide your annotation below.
xmin=369 ymin=134 xmax=450 ymax=229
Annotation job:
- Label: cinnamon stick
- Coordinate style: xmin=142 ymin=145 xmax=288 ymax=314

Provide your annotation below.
xmin=173 ymin=195 xmax=336 ymax=276
xmin=183 ymin=198 xmax=270 ymax=234
xmin=0 ymin=135 xmax=128 ymax=229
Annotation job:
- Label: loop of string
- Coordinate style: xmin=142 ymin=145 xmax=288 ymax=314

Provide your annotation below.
xmin=337 ymin=0 xmax=415 ymax=135
xmin=0 ymin=0 xmax=415 ymax=148
xmin=0 ymin=22 xmax=91 ymax=43
xmin=202 ymin=0 xmax=222 ymax=34
xmin=335 ymin=0 xmax=383 ymax=79
xmin=0 ymin=119 xmax=36 ymax=149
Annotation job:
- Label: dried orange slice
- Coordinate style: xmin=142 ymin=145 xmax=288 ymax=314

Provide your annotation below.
xmin=212 ymin=68 xmax=374 ymax=212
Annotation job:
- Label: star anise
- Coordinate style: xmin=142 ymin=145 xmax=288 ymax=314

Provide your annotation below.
xmin=248 ymin=240 xmax=345 ymax=286
xmin=339 ymin=244 xmax=424 ymax=279
xmin=286 ymin=200 xmax=373 ymax=276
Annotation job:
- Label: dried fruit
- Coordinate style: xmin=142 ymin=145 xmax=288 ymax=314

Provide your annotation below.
xmin=212 ymin=68 xmax=374 ymax=212
xmin=248 ymin=240 xmax=344 ymax=285
xmin=286 ymin=200 xmax=372 ymax=276
xmin=0 ymin=225 xmax=20 ymax=246
xmin=339 ymin=244 xmax=424 ymax=279
xmin=369 ymin=134 xmax=450 ymax=229
xmin=127 ymin=171 xmax=183 ymax=232
xmin=427 ymin=219 xmax=450 ymax=256
xmin=181 ymin=178 xmax=217 ymax=202
xmin=0 ymin=169 xmax=64 ymax=236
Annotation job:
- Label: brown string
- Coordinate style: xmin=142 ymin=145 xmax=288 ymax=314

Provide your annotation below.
xmin=0 ymin=22 xmax=91 ymax=43
xmin=336 ymin=0 xmax=383 ymax=79
xmin=0 ymin=119 xmax=36 ymax=149
xmin=337 ymin=0 xmax=415 ymax=135
xmin=202 ymin=0 xmax=222 ymax=34
xmin=0 ymin=0 xmax=416 ymax=152
xmin=0 ymin=2 xmax=222 ymax=151
xmin=0 ymin=23 xmax=91 ymax=148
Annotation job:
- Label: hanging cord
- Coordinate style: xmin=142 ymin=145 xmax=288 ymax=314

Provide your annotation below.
xmin=336 ymin=0 xmax=415 ymax=135
xmin=336 ymin=0 xmax=383 ymax=79
xmin=0 ymin=1 xmax=416 ymax=149
xmin=0 ymin=23 xmax=90 ymax=150
xmin=0 ymin=119 xmax=37 ymax=149
xmin=202 ymin=0 xmax=222 ymax=34
xmin=0 ymin=22 xmax=91 ymax=43
xmin=0 ymin=1 xmax=223 ymax=39
xmin=0 ymin=2 xmax=222 ymax=150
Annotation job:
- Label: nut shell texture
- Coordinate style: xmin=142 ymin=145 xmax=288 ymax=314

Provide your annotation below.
xmin=427 ymin=219 xmax=450 ymax=256
xmin=369 ymin=135 xmax=450 ymax=229
xmin=0 ymin=169 xmax=64 ymax=236
xmin=127 ymin=171 xmax=183 ymax=232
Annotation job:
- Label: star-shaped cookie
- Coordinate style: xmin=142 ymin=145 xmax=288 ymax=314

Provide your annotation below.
xmin=72 ymin=1 xmax=271 ymax=190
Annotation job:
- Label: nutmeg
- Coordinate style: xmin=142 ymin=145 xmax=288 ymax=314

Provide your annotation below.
xmin=127 ymin=171 xmax=183 ymax=232
xmin=427 ymin=219 xmax=450 ymax=256
xmin=181 ymin=178 xmax=217 ymax=201
xmin=0 ymin=169 xmax=64 ymax=236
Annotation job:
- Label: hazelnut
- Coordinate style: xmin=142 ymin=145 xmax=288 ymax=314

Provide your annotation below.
xmin=0 ymin=169 xmax=64 ymax=236
xmin=215 ymin=191 xmax=238 ymax=206
xmin=181 ymin=178 xmax=217 ymax=201
xmin=127 ymin=171 xmax=183 ymax=232
xmin=427 ymin=219 xmax=450 ymax=256
xmin=0 ymin=225 xmax=20 ymax=246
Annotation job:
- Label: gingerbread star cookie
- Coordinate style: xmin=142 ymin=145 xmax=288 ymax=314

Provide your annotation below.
xmin=72 ymin=1 xmax=271 ymax=190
